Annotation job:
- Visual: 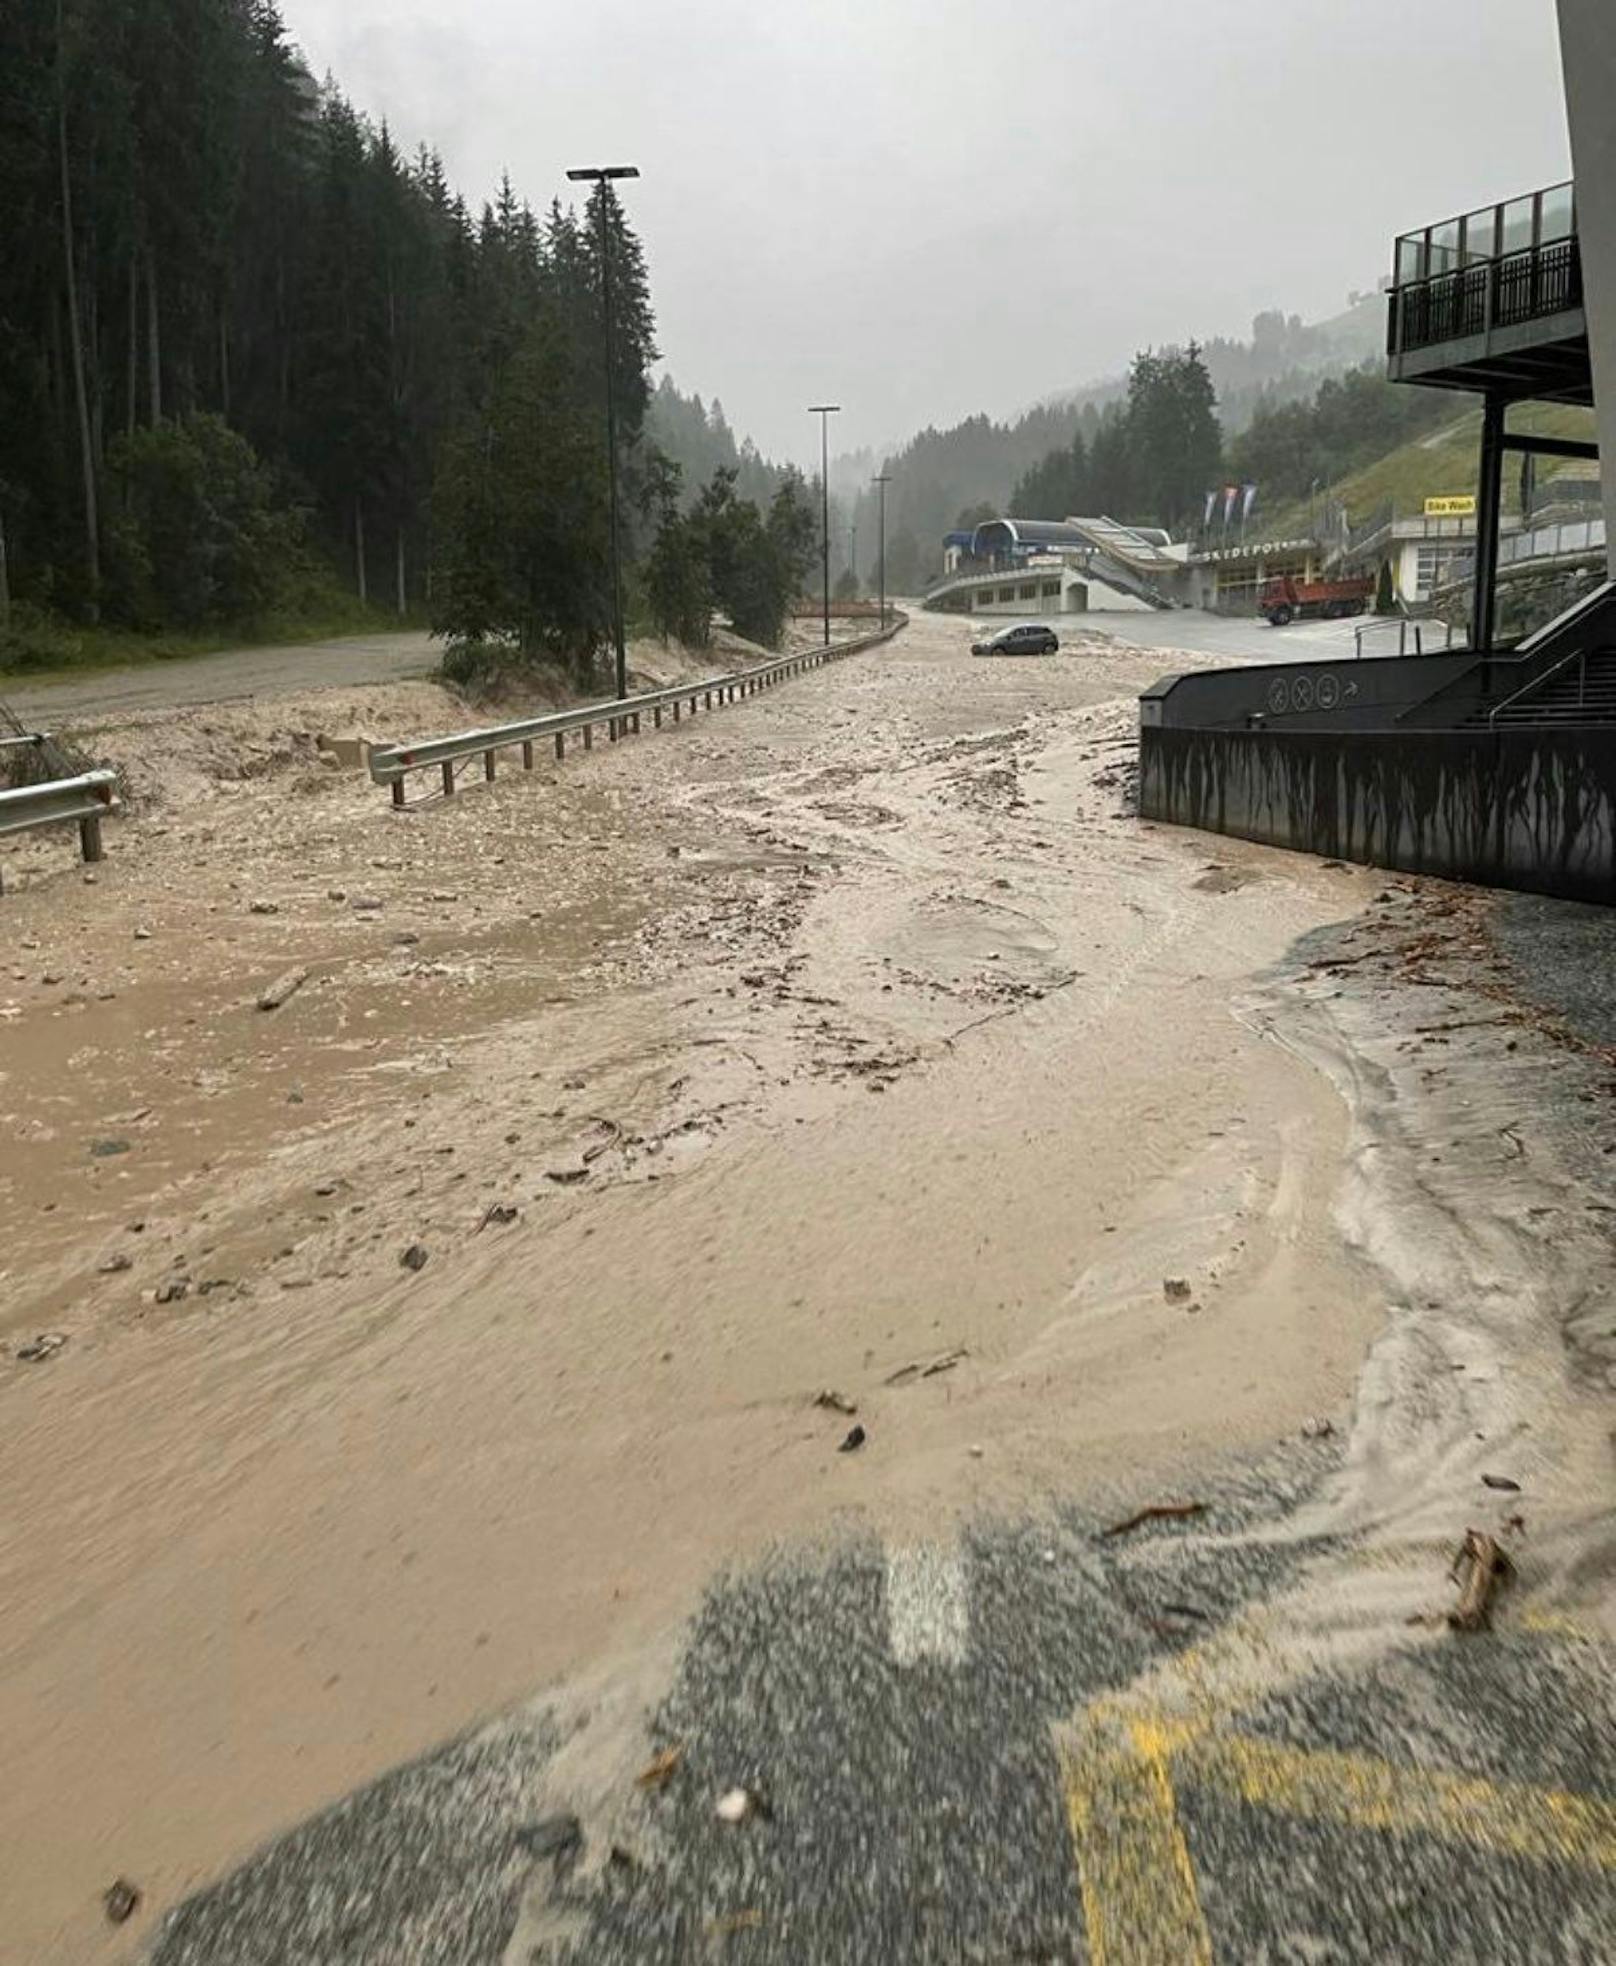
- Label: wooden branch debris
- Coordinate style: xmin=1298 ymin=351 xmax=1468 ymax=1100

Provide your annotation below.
xmin=1100 ymin=1501 xmax=1207 ymax=1540
xmin=883 ymin=1346 xmax=969 ymax=1387
xmin=1448 ymin=1529 xmax=1514 ymax=1632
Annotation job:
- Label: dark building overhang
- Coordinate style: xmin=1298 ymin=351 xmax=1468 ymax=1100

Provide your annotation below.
xmin=1386 ymin=184 xmax=1593 ymax=404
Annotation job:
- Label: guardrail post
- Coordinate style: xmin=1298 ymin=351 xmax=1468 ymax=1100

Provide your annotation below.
xmin=608 ymin=717 xmax=618 ymax=742
xmin=672 ymin=700 xmax=681 ymax=723
xmin=484 ymin=750 xmax=497 ymax=783
xmin=522 ymin=741 xmax=534 ymax=770
xmin=583 ymin=724 xmax=594 ymax=751
xmin=392 ymin=780 xmax=406 ymax=809
xmin=442 ymin=761 xmax=456 ymax=797
xmin=554 ymin=732 xmax=566 ymax=761
xmin=654 ymin=706 xmax=662 ymax=728
xmin=79 ymin=815 xmax=104 ymax=864
xmin=632 ymin=711 xmax=641 ymax=733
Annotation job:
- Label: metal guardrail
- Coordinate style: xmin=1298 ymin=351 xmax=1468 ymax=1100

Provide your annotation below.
xmin=1354 ymin=617 xmax=1462 ymax=659
xmin=370 ymin=615 xmax=909 ymax=808
xmin=0 ymin=767 xmax=118 ymax=893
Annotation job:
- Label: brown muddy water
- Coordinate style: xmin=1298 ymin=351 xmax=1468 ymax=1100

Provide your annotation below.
xmin=3 ymin=613 xmax=1404 ymax=1959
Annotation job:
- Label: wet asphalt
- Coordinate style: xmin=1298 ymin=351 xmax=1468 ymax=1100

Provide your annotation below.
xmin=147 ymin=1433 xmax=1616 ymax=1965
xmin=1493 ymin=893 xmax=1616 ymax=1050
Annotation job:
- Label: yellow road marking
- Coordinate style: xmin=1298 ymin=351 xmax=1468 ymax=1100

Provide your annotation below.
xmin=1062 ymin=1709 xmax=1616 ymax=1965
xmin=1061 ymin=1716 xmax=1213 ymax=1966
xmin=1185 ymin=1731 xmax=1616 ymax=1872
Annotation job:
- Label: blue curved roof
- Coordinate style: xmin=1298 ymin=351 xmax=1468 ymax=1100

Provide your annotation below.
xmin=972 ymin=518 xmax=1088 ymax=556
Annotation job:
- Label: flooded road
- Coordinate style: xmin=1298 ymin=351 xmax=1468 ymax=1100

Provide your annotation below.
xmin=0 ymin=611 xmax=1562 ymax=1959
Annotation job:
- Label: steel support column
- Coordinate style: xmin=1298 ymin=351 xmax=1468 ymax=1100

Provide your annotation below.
xmin=1473 ymin=394 xmax=1507 ymax=652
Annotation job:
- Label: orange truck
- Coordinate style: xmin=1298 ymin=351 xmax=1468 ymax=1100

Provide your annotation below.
xmin=1259 ymin=574 xmax=1375 ymax=626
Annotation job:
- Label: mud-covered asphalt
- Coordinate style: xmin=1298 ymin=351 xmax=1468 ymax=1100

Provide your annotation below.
xmin=146 ymin=861 xmax=1616 ymax=1966
xmin=2 ymin=611 xmax=1614 ymax=1963
xmin=150 ymin=1447 xmax=1616 ymax=1966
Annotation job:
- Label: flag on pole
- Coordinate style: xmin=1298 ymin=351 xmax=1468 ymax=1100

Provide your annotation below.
xmin=1241 ymin=483 xmax=1259 ymax=522
xmin=1204 ymin=488 xmax=1218 ymax=528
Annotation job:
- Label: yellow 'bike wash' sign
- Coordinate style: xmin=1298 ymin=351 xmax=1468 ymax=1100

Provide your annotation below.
xmin=1424 ymin=495 xmax=1478 ymax=517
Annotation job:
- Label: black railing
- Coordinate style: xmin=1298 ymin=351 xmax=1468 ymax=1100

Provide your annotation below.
xmin=1389 ymin=238 xmax=1583 ymax=358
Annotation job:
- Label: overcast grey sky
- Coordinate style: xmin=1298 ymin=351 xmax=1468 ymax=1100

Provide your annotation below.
xmin=280 ymin=0 xmax=1571 ymax=470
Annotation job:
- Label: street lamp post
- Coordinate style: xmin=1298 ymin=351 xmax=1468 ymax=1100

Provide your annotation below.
xmin=872 ymin=472 xmax=891 ymax=630
xmin=809 ymin=405 xmax=840 ymax=648
xmin=567 ymin=164 xmax=640 ymax=702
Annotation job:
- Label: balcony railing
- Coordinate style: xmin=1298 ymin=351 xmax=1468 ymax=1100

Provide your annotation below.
xmin=1387 ymin=181 xmax=1584 ymax=359
xmin=1389 ymin=238 xmax=1583 ymax=357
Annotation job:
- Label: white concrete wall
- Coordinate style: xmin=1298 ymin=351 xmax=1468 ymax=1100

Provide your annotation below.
xmin=1558 ymin=1 xmax=1616 ymax=564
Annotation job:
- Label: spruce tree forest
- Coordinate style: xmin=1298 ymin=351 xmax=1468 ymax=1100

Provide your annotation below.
xmin=0 ymin=0 xmax=817 ymax=679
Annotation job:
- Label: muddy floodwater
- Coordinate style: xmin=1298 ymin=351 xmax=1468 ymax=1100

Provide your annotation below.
xmin=7 ymin=610 xmax=1607 ymax=1961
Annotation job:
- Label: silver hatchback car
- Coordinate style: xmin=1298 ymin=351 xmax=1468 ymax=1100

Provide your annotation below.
xmin=971 ymin=621 xmax=1059 ymax=657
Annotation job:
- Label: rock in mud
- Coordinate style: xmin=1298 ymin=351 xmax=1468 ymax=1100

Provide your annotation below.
xmin=102 ymin=1879 xmax=141 ymax=1925
xmin=257 ymin=968 xmax=309 ymax=1013
xmin=515 ymin=1813 xmax=583 ymax=1866
xmin=399 ymin=1243 xmax=430 ymax=1273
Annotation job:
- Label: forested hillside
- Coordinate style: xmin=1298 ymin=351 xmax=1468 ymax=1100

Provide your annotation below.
xmin=646 ymin=379 xmax=794 ymax=514
xmin=842 ymin=297 xmax=1386 ymax=591
xmin=0 ymin=0 xmax=750 ymax=680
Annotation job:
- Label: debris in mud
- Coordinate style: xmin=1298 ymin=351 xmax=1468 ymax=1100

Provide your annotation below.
xmin=515 ymin=1813 xmax=583 ymax=1868
xmin=102 ymin=1878 xmax=141 ymax=1925
xmin=1100 ymin=1501 xmax=1207 ymax=1540
xmin=99 ymin=1253 xmax=133 ymax=1274
xmin=1449 ymin=1528 xmax=1514 ymax=1632
xmin=636 ymin=1745 xmax=684 ymax=1790
xmin=582 ymin=1118 xmax=624 ymax=1164
xmin=837 ymin=1425 xmax=867 ymax=1453
xmin=813 ymin=1390 xmax=858 ymax=1416
xmin=154 ymin=1280 xmax=189 ymax=1305
xmin=15 ymin=1332 xmax=68 ymax=1364
xmin=89 ymin=1138 xmax=131 ymax=1159
xmin=885 ymin=1346 xmax=969 ymax=1386
xmin=248 ymin=899 xmax=279 ymax=916
xmin=1301 ymin=1416 xmax=1335 ymax=1440
xmin=257 ymin=967 xmax=309 ymax=1012
xmin=715 ymin=1786 xmax=771 ymax=1825
xmin=399 ymin=1243 xmax=430 ymax=1272
xmin=1480 ymin=1473 xmax=1522 ymax=1491
xmin=350 ymin=895 xmax=383 ymax=913
xmin=476 ymin=1203 xmax=519 ymax=1231
xmin=1162 ymin=1278 xmax=1192 ymax=1302
xmin=546 ymin=1166 xmax=590 ymax=1186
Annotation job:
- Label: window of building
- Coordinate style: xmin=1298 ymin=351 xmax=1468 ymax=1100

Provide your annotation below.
xmin=1000 ymin=588 xmax=1017 ymax=604
xmin=1415 ymin=546 xmax=1464 ymax=598
xmin=1019 ymin=583 xmax=1039 ymax=601
xmin=1042 ymin=580 xmax=1061 ymax=598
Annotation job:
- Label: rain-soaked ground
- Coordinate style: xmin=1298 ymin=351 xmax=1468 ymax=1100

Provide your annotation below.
xmin=1 ymin=611 xmax=1613 ymax=1963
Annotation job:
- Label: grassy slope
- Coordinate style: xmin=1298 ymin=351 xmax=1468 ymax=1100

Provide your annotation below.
xmin=1260 ymin=401 xmax=1600 ymax=539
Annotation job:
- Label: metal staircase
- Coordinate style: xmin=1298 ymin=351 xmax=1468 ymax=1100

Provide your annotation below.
xmin=1064 ymin=517 xmax=1181 ymax=610
xmin=1477 ymin=644 xmax=1616 ymax=726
